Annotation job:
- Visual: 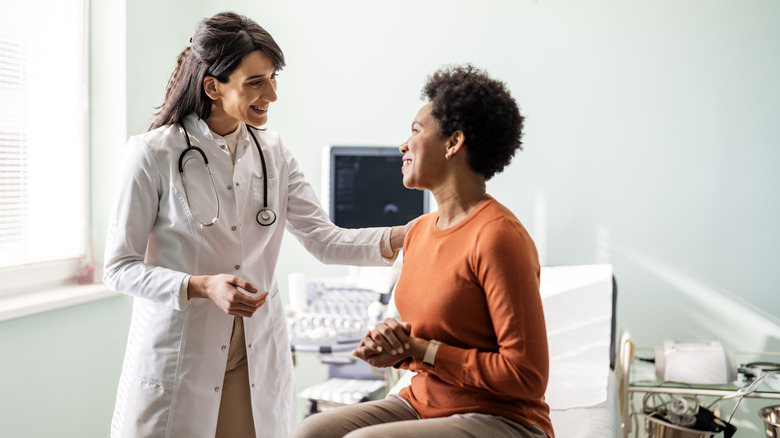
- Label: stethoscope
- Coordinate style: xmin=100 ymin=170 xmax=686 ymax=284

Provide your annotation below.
xmin=178 ymin=121 xmax=277 ymax=228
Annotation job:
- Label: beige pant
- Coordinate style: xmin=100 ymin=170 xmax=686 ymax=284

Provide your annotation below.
xmin=215 ymin=317 xmax=256 ymax=438
xmin=289 ymin=395 xmax=549 ymax=438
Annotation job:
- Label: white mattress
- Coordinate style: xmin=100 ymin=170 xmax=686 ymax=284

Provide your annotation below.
xmin=549 ymin=370 xmax=621 ymax=438
xmin=541 ymin=265 xmax=621 ymax=437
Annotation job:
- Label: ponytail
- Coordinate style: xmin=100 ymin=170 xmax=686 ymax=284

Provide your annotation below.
xmin=149 ymin=46 xmax=202 ymax=131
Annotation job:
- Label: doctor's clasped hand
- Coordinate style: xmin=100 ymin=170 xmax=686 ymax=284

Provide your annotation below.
xmin=187 ymin=274 xmax=269 ymax=318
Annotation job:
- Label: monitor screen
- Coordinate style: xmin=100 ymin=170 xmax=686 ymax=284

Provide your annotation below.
xmin=323 ymin=146 xmax=428 ymax=228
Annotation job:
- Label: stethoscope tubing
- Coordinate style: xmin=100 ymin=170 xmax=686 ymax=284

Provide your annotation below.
xmin=246 ymin=127 xmax=276 ymax=226
xmin=178 ymin=121 xmax=276 ymax=228
xmin=179 ymin=122 xmax=220 ymax=227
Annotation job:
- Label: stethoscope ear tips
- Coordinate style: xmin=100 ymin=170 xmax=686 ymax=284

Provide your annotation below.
xmin=256 ymin=208 xmax=276 ymax=226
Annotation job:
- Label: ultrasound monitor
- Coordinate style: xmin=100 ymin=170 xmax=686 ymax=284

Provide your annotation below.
xmin=322 ymin=146 xmax=429 ymax=228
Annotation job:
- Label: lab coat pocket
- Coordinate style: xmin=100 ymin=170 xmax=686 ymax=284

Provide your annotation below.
xmin=131 ymin=302 xmax=185 ymax=387
xmin=169 ymin=178 xmax=201 ymax=233
xmin=122 ymin=378 xmax=173 ymax=437
xmin=252 ymin=176 xmax=280 ymax=226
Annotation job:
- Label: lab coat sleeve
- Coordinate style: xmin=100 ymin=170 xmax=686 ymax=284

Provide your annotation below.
xmin=281 ymin=146 xmax=391 ymax=267
xmin=103 ymin=136 xmax=190 ymax=310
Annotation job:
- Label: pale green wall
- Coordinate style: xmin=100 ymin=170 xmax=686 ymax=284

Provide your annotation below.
xmin=0 ymin=295 xmax=133 ymax=437
xmin=2 ymin=1 xmax=779 ymax=436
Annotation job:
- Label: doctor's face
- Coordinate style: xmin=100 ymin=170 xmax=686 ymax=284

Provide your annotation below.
xmin=399 ymin=102 xmax=449 ymax=191
xmin=209 ymin=50 xmax=278 ymax=130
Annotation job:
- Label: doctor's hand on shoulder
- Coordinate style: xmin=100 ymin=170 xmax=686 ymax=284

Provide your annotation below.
xmin=187 ymin=274 xmax=269 ymax=317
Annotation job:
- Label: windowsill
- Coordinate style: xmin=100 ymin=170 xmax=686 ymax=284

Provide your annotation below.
xmin=0 ymin=283 xmax=119 ymax=322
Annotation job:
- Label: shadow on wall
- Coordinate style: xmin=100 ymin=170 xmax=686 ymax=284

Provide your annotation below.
xmin=615 ymin=245 xmax=780 ymax=354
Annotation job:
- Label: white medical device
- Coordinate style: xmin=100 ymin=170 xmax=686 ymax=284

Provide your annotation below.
xmin=655 ymin=340 xmax=733 ymax=385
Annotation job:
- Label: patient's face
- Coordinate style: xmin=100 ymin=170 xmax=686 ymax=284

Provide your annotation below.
xmin=399 ymin=102 xmax=448 ymax=191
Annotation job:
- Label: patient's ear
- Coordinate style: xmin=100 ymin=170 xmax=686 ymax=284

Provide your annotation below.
xmin=445 ymin=130 xmax=465 ymax=158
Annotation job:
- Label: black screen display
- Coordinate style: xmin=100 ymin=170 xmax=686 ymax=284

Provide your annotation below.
xmin=329 ymin=147 xmax=427 ymax=228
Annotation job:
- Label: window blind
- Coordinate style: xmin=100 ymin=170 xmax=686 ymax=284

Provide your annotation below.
xmin=0 ymin=3 xmax=28 ymax=263
xmin=0 ymin=0 xmax=87 ymax=276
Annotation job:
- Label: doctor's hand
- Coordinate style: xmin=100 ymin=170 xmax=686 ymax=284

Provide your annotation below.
xmin=389 ymin=216 xmax=421 ymax=252
xmin=188 ymin=274 xmax=269 ymax=317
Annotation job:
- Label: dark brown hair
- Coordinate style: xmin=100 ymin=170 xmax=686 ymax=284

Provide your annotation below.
xmin=149 ymin=11 xmax=285 ymax=130
xmin=422 ymin=64 xmax=524 ymax=180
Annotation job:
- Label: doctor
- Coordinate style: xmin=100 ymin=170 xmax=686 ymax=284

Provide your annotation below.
xmin=104 ymin=11 xmax=408 ymax=438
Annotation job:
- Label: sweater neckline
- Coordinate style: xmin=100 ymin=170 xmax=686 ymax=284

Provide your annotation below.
xmin=430 ymin=195 xmax=494 ymax=236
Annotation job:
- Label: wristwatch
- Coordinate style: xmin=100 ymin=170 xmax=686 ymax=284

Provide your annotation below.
xmin=422 ymin=340 xmax=441 ymax=367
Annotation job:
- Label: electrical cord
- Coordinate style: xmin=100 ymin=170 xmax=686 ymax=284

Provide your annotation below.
xmin=745 ymin=362 xmax=780 ymax=370
xmin=717 ymin=369 xmax=770 ymax=423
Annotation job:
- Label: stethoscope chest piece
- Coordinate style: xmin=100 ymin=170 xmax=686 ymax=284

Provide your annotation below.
xmin=256 ymin=208 xmax=276 ymax=226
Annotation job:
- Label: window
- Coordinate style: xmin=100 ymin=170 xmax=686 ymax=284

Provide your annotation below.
xmin=0 ymin=0 xmax=88 ymax=294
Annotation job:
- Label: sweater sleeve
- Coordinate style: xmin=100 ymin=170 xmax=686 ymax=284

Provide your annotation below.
xmin=410 ymin=218 xmax=549 ymax=399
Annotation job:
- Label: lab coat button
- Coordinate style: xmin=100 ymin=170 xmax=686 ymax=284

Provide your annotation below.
xmin=227 ymin=185 xmax=233 ymax=190
xmin=235 ymin=265 xmax=240 ymax=270
xmin=231 ymin=226 xmax=237 ymax=231
xmin=235 ymin=181 xmax=240 ymax=187
xmin=214 ymin=386 xmax=220 ymax=392
xmin=221 ymin=345 xmax=227 ymax=351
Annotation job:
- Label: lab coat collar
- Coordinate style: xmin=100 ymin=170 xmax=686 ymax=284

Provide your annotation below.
xmin=183 ymin=114 xmax=252 ymax=162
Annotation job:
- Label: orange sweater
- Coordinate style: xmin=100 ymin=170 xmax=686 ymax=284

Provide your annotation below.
xmin=396 ymin=196 xmax=554 ymax=437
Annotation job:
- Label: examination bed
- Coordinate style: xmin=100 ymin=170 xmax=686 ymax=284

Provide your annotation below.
xmin=542 ymin=264 xmax=622 ymax=437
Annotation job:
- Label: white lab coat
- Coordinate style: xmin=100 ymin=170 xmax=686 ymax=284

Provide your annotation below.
xmin=104 ymin=114 xmax=389 ymax=438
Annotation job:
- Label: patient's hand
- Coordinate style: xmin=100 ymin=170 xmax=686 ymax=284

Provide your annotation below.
xmin=353 ymin=342 xmax=406 ymax=368
xmin=353 ymin=318 xmax=412 ymax=367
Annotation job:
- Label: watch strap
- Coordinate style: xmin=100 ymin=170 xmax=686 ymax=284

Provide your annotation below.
xmin=422 ymin=340 xmax=441 ymax=367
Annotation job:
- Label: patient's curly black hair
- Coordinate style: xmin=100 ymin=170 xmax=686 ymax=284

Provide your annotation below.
xmin=422 ymin=64 xmax=524 ymax=180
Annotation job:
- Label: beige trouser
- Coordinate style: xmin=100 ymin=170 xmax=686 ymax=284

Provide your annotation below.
xmin=215 ymin=317 xmax=256 ymax=438
xmin=289 ymin=395 xmax=549 ymax=438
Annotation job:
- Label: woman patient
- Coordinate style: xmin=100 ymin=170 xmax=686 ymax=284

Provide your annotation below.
xmin=290 ymin=64 xmax=553 ymax=438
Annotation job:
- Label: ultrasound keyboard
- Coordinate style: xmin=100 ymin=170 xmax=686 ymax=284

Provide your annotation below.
xmin=288 ymin=278 xmax=388 ymax=354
